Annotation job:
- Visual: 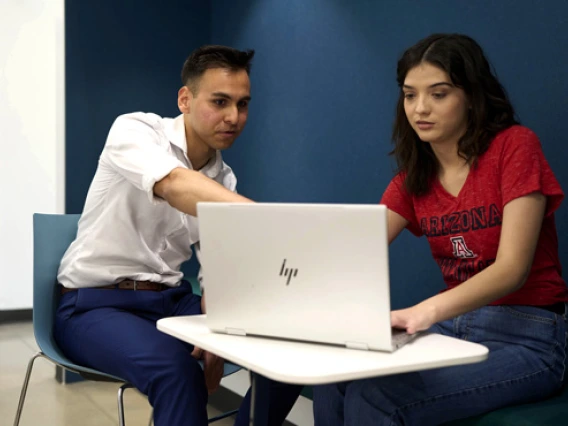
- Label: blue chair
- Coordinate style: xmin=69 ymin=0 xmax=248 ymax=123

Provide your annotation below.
xmin=442 ymin=384 xmax=568 ymax=425
xmin=14 ymin=213 xmax=241 ymax=426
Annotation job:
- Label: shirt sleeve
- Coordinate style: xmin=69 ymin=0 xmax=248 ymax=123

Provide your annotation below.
xmin=219 ymin=163 xmax=238 ymax=193
xmin=380 ymin=173 xmax=422 ymax=236
xmin=500 ymin=126 xmax=564 ymax=216
xmin=101 ymin=113 xmax=187 ymax=205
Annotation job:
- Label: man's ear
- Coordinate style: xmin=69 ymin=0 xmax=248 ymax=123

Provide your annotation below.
xmin=178 ymin=86 xmax=193 ymax=114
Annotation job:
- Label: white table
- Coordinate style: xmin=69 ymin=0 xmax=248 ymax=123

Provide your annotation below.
xmin=157 ymin=315 xmax=488 ymax=425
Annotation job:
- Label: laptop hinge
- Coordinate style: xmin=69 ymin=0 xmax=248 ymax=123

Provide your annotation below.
xmin=225 ymin=328 xmax=247 ymax=336
xmin=345 ymin=341 xmax=369 ymax=350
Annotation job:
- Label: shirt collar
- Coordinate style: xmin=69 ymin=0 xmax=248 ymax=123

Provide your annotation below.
xmin=165 ymin=114 xmax=224 ymax=178
xmin=165 ymin=114 xmax=188 ymax=153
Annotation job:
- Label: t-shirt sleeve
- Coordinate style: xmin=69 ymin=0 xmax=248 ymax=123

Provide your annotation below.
xmin=380 ymin=173 xmax=422 ymax=236
xmin=500 ymin=126 xmax=564 ymax=216
xmin=100 ymin=113 xmax=187 ymax=205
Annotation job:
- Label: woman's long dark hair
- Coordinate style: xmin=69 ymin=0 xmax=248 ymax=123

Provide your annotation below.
xmin=392 ymin=34 xmax=518 ymax=196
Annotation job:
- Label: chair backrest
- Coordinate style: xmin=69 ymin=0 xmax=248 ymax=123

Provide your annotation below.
xmin=33 ymin=213 xmax=81 ymax=363
xmin=32 ymin=213 xmax=242 ymax=378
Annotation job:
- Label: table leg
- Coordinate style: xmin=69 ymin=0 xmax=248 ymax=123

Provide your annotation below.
xmin=249 ymin=371 xmax=270 ymax=426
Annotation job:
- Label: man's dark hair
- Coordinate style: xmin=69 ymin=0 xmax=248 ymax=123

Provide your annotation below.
xmin=181 ymin=45 xmax=255 ymax=93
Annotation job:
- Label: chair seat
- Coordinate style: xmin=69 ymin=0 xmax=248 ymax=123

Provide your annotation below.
xmin=443 ymin=384 xmax=568 ymax=426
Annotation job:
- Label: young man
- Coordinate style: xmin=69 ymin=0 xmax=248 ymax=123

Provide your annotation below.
xmin=54 ymin=45 xmax=302 ymax=426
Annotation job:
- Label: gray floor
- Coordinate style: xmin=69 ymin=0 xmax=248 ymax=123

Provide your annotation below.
xmin=0 ymin=321 xmax=236 ymax=425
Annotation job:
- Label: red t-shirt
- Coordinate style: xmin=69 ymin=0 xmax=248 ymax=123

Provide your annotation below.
xmin=381 ymin=125 xmax=568 ymax=306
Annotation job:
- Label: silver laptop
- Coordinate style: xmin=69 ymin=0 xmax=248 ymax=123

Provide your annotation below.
xmin=196 ymin=202 xmax=417 ymax=352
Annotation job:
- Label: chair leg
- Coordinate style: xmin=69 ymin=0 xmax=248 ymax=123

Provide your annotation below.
xmin=117 ymin=383 xmax=134 ymax=426
xmin=13 ymin=352 xmax=44 ymax=426
xmin=143 ymin=399 xmax=236 ymax=425
xmin=208 ymin=409 xmax=239 ymax=423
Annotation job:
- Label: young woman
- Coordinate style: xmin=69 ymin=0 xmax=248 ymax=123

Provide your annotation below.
xmin=313 ymin=33 xmax=568 ymax=426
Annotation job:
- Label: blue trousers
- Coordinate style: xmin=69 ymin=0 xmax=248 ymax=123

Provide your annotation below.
xmin=313 ymin=304 xmax=568 ymax=426
xmin=54 ymin=283 xmax=302 ymax=426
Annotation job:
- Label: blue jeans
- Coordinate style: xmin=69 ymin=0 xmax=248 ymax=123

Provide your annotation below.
xmin=313 ymin=304 xmax=568 ymax=426
xmin=54 ymin=283 xmax=301 ymax=426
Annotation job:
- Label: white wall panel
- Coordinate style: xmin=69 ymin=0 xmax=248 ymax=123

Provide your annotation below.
xmin=0 ymin=0 xmax=65 ymax=309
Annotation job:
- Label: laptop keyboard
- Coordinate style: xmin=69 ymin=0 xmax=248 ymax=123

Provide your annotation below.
xmin=391 ymin=328 xmax=418 ymax=348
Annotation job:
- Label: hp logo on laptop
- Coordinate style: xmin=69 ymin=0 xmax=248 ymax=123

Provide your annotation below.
xmin=279 ymin=259 xmax=298 ymax=285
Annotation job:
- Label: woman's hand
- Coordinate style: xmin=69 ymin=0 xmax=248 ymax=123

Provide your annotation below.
xmin=391 ymin=304 xmax=438 ymax=334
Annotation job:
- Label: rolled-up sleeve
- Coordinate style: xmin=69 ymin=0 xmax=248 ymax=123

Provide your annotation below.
xmin=101 ymin=113 xmax=187 ymax=204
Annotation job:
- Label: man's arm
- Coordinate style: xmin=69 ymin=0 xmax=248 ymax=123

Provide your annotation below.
xmin=154 ymin=167 xmax=252 ymax=216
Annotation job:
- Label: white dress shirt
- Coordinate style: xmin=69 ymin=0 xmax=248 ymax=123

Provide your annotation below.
xmin=58 ymin=112 xmax=237 ymax=288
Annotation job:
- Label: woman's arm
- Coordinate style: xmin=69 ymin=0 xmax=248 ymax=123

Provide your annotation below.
xmin=392 ymin=192 xmax=547 ymax=334
xmin=387 ymin=208 xmax=409 ymax=244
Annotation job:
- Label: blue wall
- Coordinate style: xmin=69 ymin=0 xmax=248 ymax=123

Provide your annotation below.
xmin=65 ymin=0 xmax=568 ymax=308
xmin=210 ymin=0 xmax=568 ymax=308
xmin=65 ymin=0 xmax=210 ymax=213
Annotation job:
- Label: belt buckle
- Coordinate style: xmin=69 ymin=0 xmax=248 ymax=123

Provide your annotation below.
xmin=133 ymin=280 xmax=138 ymax=291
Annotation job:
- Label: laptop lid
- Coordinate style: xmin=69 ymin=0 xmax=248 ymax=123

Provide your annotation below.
xmin=197 ymin=202 xmax=394 ymax=351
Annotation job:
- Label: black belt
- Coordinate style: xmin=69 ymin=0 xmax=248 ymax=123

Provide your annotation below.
xmin=61 ymin=279 xmax=169 ymax=294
